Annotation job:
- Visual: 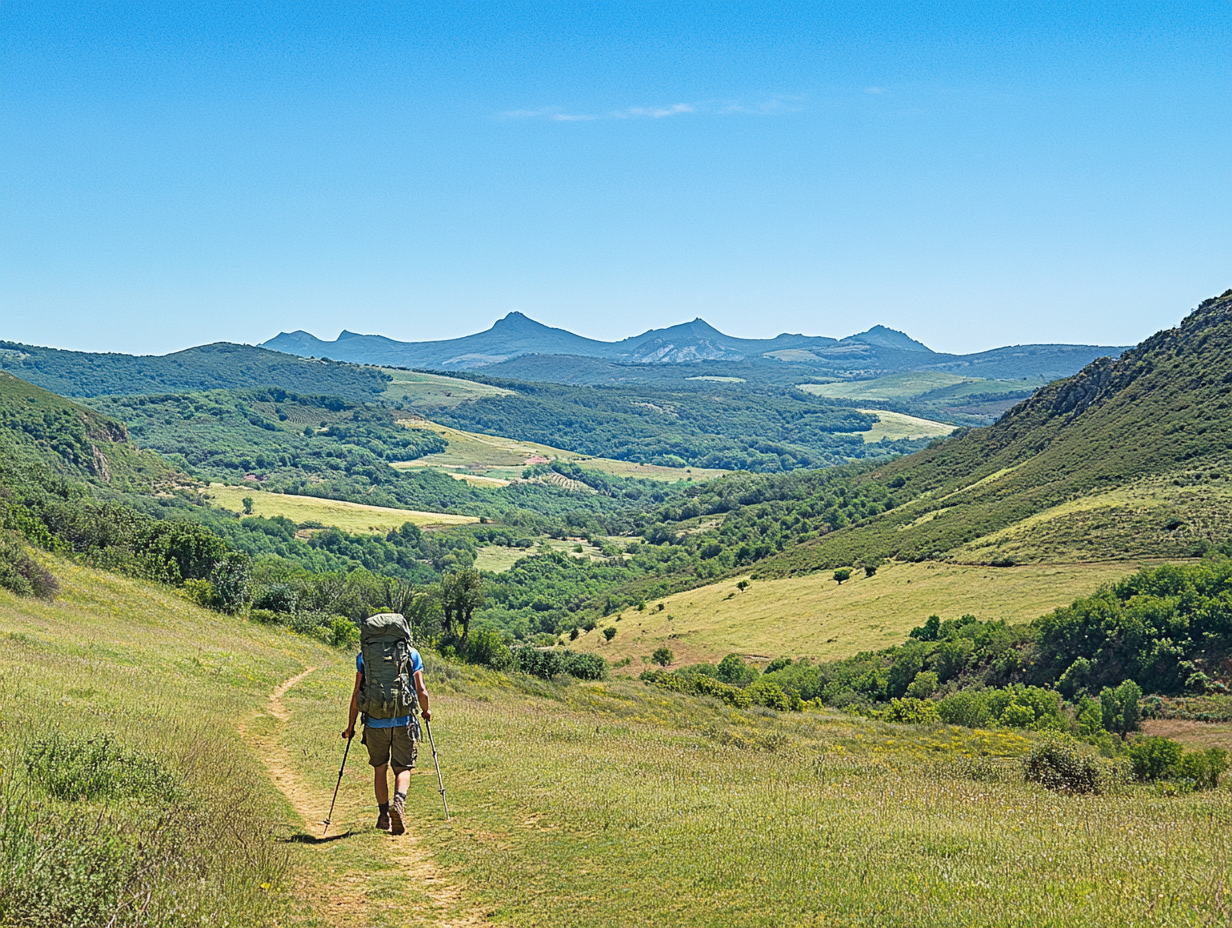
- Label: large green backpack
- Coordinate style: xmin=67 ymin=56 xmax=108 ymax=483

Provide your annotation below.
xmin=358 ymin=613 xmax=417 ymax=721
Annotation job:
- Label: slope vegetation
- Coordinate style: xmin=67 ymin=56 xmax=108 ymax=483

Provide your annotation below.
xmin=757 ymin=289 xmax=1232 ymax=575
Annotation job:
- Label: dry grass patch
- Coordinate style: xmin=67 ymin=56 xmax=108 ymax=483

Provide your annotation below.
xmin=572 ymin=560 xmax=1145 ymax=668
xmin=203 ymin=483 xmax=477 ymax=531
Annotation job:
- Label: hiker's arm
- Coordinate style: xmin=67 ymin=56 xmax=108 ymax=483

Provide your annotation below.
xmin=342 ymin=671 xmax=362 ymax=739
xmin=414 ymin=669 xmax=431 ymax=722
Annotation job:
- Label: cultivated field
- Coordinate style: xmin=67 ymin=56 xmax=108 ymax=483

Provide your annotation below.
xmin=203 ymin=483 xmax=478 ymax=531
xmin=379 ymin=368 xmax=514 ymax=408
xmin=853 ymin=408 xmax=956 ymax=442
xmin=800 ymin=372 xmax=1036 ymax=402
xmin=570 ymin=560 xmax=1146 ymax=668
xmin=393 ymin=417 xmax=726 ymax=483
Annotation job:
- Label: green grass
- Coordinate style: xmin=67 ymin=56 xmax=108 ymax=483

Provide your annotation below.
xmin=279 ymin=660 xmax=1232 ymax=928
xmin=203 ymin=483 xmax=479 ymax=531
xmin=379 ymin=368 xmax=514 ymax=408
xmin=570 ymin=560 xmax=1147 ymax=668
xmin=0 ymin=556 xmax=334 ymax=926
xmin=801 ymin=371 xmax=980 ymax=400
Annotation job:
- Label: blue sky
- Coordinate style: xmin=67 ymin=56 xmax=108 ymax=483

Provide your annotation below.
xmin=1 ymin=2 xmax=1228 ymax=355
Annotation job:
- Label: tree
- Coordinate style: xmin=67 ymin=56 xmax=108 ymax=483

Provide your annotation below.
xmin=440 ymin=568 xmax=484 ymax=650
xmin=602 ymin=626 xmax=617 ymax=642
xmin=651 ymin=646 xmax=674 ymax=667
xmin=1100 ymin=680 xmax=1142 ymax=736
xmin=569 ymin=627 xmax=580 ymax=641
xmin=716 ymin=653 xmax=755 ymax=686
xmin=833 ymin=568 xmax=852 ymax=585
xmin=210 ymin=552 xmax=251 ymax=615
xmin=736 ymin=580 xmax=751 ymax=593
xmin=241 ymin=496 xmax=254 ymax=515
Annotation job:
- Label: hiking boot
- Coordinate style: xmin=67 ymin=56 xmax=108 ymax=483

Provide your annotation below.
xmin=389 ymin=795 xmax=406 ymax=836
xmin=376 ymin=808 xmax=390 ymax=831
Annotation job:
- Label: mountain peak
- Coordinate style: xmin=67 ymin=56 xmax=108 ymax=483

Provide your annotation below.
xmin=842 ymin=325 xmax=932 ymax=353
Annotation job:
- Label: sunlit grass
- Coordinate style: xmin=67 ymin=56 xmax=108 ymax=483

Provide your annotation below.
xmin=202 ymin=482 xmax=478 ymax=530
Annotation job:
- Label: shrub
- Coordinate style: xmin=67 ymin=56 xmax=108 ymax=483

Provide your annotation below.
xmin=883 ymin=697 xmax=939 ymax=724
xmin=716 ymin=653 xmax=755 ymax=687
xmin=747 ymin=679 xmax=793 ymax=712
xmin=1022 ymin=735 xmax=1106 ymax=794
xmin=209 ymin=552 xmax=251 ymax=615
xmin=906 ymin=671 xmax=938 ymax=700
xmin=0 ymin=533 xmax=58 ymax=600
xmin=602 ymin=626 xmax=617 ymax=642
xmin=182 ymin=578 xmax=214 ymax=608
xmin=693 ymin=674 xmax=753 ymax=709
xmin=1101 ymin=680 xmax=1143 ymax=736
xmin=252 ymin=583 xmax=297 ymax=614
xmin=513 ymin=647 xmax=606 ymax=680
xmin=651 ymin=646 xmax=674 ymax=667
xmin=936 ymin=690 xmax=993 ymax=728
xmin=569 ymin=627 xmax=579 ymax=641
xmin=764 ymin=657 xmax=793 ymax=674
xmin=1175 ymin=748 xmax=1228 ymax=790
xmin=833 ymin=568 xmax=852 ymax=584
xmin=1127 ymin=736 xmax=1185 ymax=781
xmin=466 ymin=628 xmax=513 ymax=670
xmin=561 ymin=651 xmax=607 ymax=681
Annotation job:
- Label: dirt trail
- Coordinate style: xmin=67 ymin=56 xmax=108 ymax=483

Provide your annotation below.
xmin=240 ymin=668 xmax=492 ymax=928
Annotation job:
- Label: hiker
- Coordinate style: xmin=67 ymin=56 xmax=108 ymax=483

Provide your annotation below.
xmin=341 ymin=613 xmax=431 ymax=836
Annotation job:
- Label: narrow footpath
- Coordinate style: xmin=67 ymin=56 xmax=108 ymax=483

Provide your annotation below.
xmin=239 ymin=668 xmax=492 ymax=928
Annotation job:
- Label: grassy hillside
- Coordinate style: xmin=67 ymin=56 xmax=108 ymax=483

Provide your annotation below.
xmin=756 ymin=289 xmax=1232 ymax=576
xmin=203 ymin=483 xmax=479 ymax=530
xmin=0 ymin=556 xmax=332 ymax=925
xmin=801 ymin=372 xmax=1041 ymax=425
xmin=569 ymin=560 xmax=1145 ymax=667
xmin=0 ymin=340 xmax=390 ymax=400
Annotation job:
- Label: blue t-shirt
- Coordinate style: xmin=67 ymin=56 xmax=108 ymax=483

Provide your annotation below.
xmin=357 ymin=648 xmax=423 ymax=729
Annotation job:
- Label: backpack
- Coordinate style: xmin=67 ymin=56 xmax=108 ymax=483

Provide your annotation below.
xmin=358 ymin=613 xmax=417 ymax=721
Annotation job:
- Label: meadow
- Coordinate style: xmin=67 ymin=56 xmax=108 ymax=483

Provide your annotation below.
xmin=393 ymin=417 xmax=725 ymax=482
xmin=568 ymin=560 xmax=1147 ymax=668
xmin=379 ymin=368 xmax=514 ymax=408
xmin=203 ymin=483 xmax=479 ymax=531
xmin=280 ymin=657 xmax=1232 ymax=928
xmin=852 ymin=408 xmax=956 ymax=443
xmin=5 ymin=556 xmax=1231 ymax=927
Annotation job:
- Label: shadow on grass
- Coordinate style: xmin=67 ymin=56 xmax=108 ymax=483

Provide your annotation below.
xmin=282 ymin=831 xmax=355 ymax=844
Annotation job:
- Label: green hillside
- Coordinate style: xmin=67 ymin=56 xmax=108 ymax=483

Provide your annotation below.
xmin=0 ymin=370 xmax=185 ymax=492
xmin=0 ymin=340 xmax=390 ymax=400
xmin=757 ymin=289 xmax=1232 ymax=575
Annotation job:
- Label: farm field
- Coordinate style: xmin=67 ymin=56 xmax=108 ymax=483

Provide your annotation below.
xmin=570 ymin=559 xmax=1148 ymax=668
xmin=475 ymin=537 xmax=615 ymax=573
xmin=392 ymin=417 xmax=726 ymax=482
xmin=800 ymin=371 xmax=1038 ymax=402
xmin=203 ymin=483 xmax=478 ymax=531
xmin=852 ymin=408 xmax=956 ymax=443
xmin=379 ymin=367 xmax=514 ymax=407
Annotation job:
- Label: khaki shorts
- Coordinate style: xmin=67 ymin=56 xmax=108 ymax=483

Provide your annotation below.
xmin=362 ymin=723 xmax=418 ymax=773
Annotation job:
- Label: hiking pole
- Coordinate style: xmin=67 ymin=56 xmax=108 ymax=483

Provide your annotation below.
xmin=322 ymin=733 xmax=353 ymax=837
xmin=424 ymin=719 xmax=450 ymax=821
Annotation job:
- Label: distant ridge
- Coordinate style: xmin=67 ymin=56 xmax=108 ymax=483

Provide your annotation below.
xmin=261 ymin=313 xmax=1121 ymax=377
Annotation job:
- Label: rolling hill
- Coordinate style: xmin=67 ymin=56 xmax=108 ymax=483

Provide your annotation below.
xmin=0 ymin=341 xmax=390 ymax=400
xmin=753 ymin=288 xmax=1232 ymax=574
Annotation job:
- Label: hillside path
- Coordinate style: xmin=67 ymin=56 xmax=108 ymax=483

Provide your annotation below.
xmin=239 ymin=667 xmax=492 ymax=928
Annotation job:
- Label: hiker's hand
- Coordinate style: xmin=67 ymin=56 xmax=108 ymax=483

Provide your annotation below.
xmin=342 ymin=726 xmax=354 ymax=740
xmin=422 ymin=709 xmax=431 ymax=723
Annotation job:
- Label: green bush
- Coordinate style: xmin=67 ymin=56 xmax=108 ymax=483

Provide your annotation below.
xmin=936 ymin=690 xmax=993 ymax=728
xmin=1022 ymin=735 xmax=1113 ymax=794
xmin=651 ymin=646 xmax=674 ymax=667
xmin=1175 ymin=748 xmax=1228 ymax=790
xmin=1123 ymin=736 xmax=1225 ymax=789
xmin=883 ymin=697 xmax=939 ymax=724
xmin=716 ymin=653 xmax=755 ymax=686
xmin=906 ymin=671 xmax=938 ymax=699
xmin=513 ymin=647 xmax=607 ymax=681
xmin=747 ymin=679 xmax=793 ymax=712
xmin=0 ymin=532 xmax=58 ymax=600
xmin=466 ymin=628 xmax=513 ymax=671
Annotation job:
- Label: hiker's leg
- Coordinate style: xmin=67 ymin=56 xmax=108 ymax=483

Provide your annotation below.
xmin=373 ymin=764 xmax=390 ymax=804
xmin=395 ymin=769 xmax=411 ymax=795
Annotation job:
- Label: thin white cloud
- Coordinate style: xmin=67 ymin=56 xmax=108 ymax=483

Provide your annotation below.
xmin=496 ymin=96 xmax=803 ymax=123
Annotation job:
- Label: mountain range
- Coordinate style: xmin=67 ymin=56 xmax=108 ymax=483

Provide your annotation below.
xmin=263 ymin=312 xmax=1126 ymax=380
